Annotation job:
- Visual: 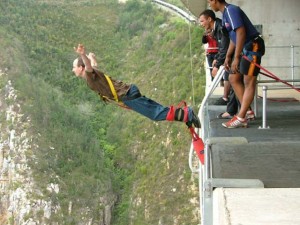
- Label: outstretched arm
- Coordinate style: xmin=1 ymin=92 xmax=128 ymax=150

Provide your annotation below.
xmin=74 ymin=44 xmax=93 ymax=72
xmin=88 ymin=52 xmax=98 ymax=67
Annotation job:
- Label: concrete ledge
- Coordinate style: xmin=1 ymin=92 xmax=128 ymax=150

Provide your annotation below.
xmin=211 ymin=142 xmax=300 ymax=188
xmin=207 ymin=137 xmax=248 ymax=145
xmin=213 ymin=188 xmax=300 ymax=225
xmin=207 ymin=178 xmax=264 ymax=188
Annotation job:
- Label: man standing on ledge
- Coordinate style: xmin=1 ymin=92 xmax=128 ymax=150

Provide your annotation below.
xmin=72 ymin=44 xmax=200 ymax=128
xmin=199 ymin=9 xmax=230 ymax=106
xmin=208 ymin=0 xmax=265 ymax=128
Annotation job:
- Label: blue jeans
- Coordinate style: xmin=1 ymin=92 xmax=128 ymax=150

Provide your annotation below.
xmin=121 ymin=84 xmax=193 ymax=121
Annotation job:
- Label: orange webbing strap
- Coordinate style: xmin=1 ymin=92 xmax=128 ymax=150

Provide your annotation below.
xmin=188 ymin=126 xmax=204 ymax=165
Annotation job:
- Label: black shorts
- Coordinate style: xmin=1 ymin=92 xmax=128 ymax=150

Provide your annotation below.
xmin=240 ymin=36 xmax=265 ymax=76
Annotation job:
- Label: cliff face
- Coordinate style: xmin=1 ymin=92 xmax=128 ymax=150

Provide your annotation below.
xmin=0 ymin=70 xmax=57 ymax=224
xmin=0 ymin=70 xmax=116 ymax=224
xmin=0 ymin=0 xmax=205 ymax=223
xmin=0 ymin=72 xmax=29 ymax=223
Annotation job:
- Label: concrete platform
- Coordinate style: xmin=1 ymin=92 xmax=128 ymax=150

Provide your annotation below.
xmin=208 ymin=98 xmax=300 ymax=143
xmin=211 ymin=142 xmax=300 ymax=188
xmin=213 ymin=188 xmax=300 ymax=225
xmin=205 ymin=92 xmax=300 ymax=224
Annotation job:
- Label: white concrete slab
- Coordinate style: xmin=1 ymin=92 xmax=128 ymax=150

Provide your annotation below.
xmin=213 ymin=188 xmax=300 ymax=225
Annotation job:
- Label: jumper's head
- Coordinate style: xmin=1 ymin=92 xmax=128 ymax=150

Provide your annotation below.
xmin=72 ymin=57 xmax=85 ymax=78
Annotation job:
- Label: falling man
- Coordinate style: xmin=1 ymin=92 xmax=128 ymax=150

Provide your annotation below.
xmin=72 ymin=44 xmax=201 ymax=128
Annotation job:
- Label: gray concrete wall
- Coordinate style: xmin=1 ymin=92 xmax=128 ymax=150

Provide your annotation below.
xmin=181 ymin=0 xmax=206 ymax=18
xmin=228 ymin=0 xmax=299 ymax=45
xmin=227 ymin=0 xmax=300 ymax=81
xmin=183 ymin=0 xmax=300 ymax=80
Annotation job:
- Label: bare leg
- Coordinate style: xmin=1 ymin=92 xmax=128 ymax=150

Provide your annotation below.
xmin=223 ymin=80 xmax=231 ymax=100
xmin=237 ymin=75 xmax=257 ymax=118
xmin=229 ymin=73 xmax=244 ymax=104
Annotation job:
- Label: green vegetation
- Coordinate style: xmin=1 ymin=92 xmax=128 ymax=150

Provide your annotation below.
xmin=0 ymin=0 xmax=205 ymax=224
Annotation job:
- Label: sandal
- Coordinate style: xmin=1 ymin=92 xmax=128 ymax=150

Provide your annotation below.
xmin=217 ymin=112 xmax=233 ymax=119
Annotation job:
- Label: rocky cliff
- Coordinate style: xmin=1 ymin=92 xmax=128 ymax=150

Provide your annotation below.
xmin=0 ymin=70 xmax=117 ymax=224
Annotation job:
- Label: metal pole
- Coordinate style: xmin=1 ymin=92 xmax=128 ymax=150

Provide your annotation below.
xmin=254 ymin=84 xmax=258 ymax=116
xmin=259 ymin=85 xmax=270 ymax=129
xmin=202 ymin=143 xmax=212 ymax=225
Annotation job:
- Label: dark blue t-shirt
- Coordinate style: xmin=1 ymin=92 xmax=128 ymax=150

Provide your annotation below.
xmin=222 ymin=4 xmax=259 ymax=44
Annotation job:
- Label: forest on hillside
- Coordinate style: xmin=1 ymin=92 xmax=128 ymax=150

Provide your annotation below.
xmin=0 ymin=0 xmax=205 ymax=224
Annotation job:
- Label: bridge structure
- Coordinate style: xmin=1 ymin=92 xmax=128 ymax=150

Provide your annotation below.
xmin=152 ymin=0 xmax=300 ymax=224
xmin=192 ymin=1 xmax=300 ymax=224
xmin=193 ymin=65 xmax=300 ymax=224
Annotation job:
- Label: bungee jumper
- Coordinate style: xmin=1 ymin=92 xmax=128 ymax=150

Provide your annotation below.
xmin=72 ymin=44 xmax=201 ymax=128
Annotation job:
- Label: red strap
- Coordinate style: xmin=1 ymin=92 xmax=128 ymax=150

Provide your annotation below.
xmin=183 ymin=106 xmax=189 ymax=122
xmin=242 ymin=55 xmax=300 ymax=92
xmin=167 ymin=101 xmax=189 ymax=122
xmin=177 ymin=101 xmax=189 ymax=122
xmin=166 ymin=106 xmax=175 ymax=121
xmin=189 ymin=127 xmax=204 ymax=165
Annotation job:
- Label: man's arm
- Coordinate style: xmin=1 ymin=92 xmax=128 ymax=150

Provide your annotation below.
xmin=74 ymin=44 xmax=93 ymax=72
xmin=231 ymin=26 xmax=246 ymax=73
xmin=224 ymin=40 xmax=235 ymax=72
xmin=234 ymin=26 xmax=246 ymax=57
xmin=88 ymin=52 xmax=98 ymax=67
xmin=214 ymin=27 xmax=230 ymax=69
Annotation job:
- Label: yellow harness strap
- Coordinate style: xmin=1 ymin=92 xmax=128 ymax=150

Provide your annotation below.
xmin=99 ymin=75 xmax=131 ymax=109
xmin=104 ymin=74 xmax=119 ymax=102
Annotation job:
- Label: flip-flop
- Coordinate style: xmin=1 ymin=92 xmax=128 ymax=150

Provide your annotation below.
xmin=217 ymin=112 xmax=233 ymax=119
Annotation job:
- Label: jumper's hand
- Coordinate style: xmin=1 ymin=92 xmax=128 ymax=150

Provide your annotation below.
xmin=88 ymin=52 xmax=98 ymax=67
xmin=74 ymin=44 xmax=86 ymax=55
xmin=88 ymin=52 xmax=96 ymax=58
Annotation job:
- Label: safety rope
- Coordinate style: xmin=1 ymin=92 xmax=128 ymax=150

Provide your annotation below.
xmin=243 ymin=55 xmax=300 ymax=93
xmin=186 ymin=0 xmax=196 ymax=106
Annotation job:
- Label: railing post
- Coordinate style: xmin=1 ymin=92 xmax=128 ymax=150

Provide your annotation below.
xmin=254 ymin=84 xmax=258 ymax=116
xmin=259 ymin=85 xmax=270 ymax=129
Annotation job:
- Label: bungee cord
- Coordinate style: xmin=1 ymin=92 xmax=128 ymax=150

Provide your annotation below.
xmin=186 ymin=0 xmax=196 ymax=106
